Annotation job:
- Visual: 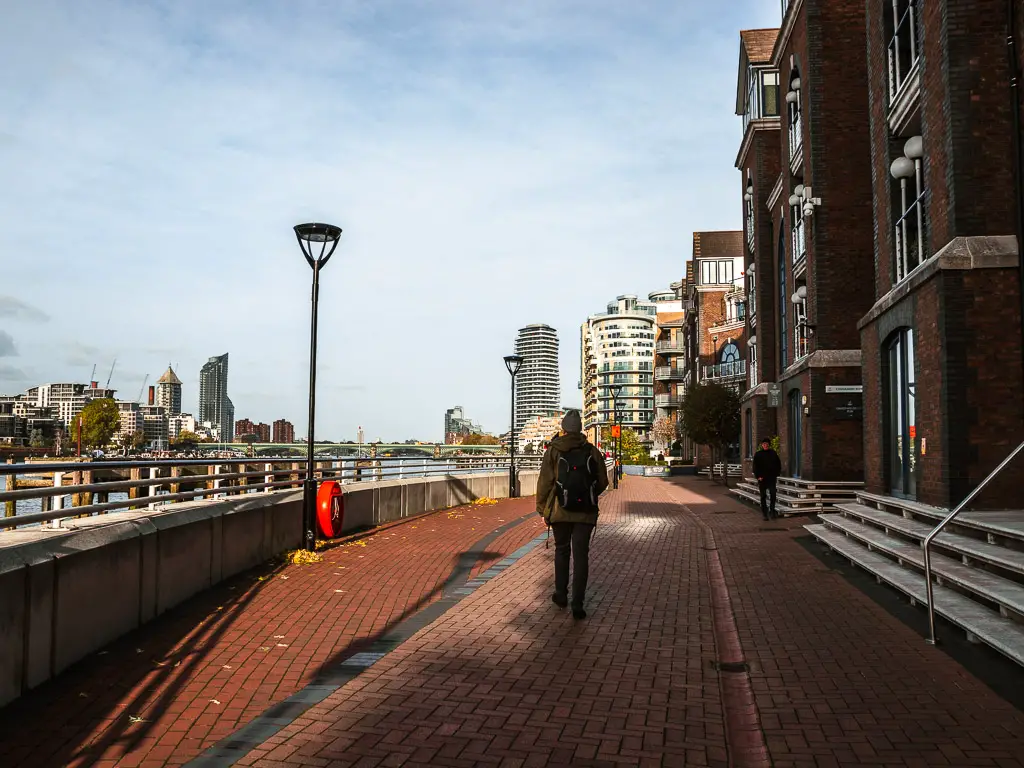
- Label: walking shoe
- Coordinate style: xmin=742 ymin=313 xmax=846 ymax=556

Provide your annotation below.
xmin=551 ymin=593 xmax=568 ymax=608
xmin=572 ymin=605 xmax=587 ymax=620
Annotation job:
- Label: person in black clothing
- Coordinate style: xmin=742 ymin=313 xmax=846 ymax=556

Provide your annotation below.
xmin=752 ymin=439 xmax=782 ymax=520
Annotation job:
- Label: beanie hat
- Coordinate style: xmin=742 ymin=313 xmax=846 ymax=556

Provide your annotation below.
xmin=561 ymin=410 xmax=582 ymax=433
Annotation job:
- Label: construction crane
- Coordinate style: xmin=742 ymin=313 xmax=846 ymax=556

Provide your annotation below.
xmin=105 ymin=359 xmax=117 ymax=389
xmin=90 ymin=364 xmax=97 ymax=384
xmin=136 ymin=374 xmax=149 ymax=404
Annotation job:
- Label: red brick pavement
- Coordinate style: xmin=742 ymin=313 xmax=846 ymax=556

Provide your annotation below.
xmin=233 ymin=476 xmax=1024 ymax=768
xmin=6 ymin=478 xmax=1024 ymax=768
xmin=660 ymin=478 xmax=1024 ymax=768
xmin=0 ymin=496 xmax=545 ymax=768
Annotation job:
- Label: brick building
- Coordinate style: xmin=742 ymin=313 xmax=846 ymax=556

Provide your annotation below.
xmin=680 ymin=231 xmax=747 ymax=465
xmin=651 ymin=282 xmax=685 ymax=450
xmin=272 ymin=419 xmax=295 ymax=444
xmin=737 ymin=3 xmax=876 ymax=482
xmin=858 ymin=0 xmax=1024 ymax=508
xmin=235 ymin=419 xmax=271 ymax=442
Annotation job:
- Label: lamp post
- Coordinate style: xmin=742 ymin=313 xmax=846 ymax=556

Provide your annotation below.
xmin=504 ymin=355 xmax=524 ymax=497
xmin=611 ymin=383 xmax=623 ymax=489
xmin=294 ymin=222 xmax=343 ymax=552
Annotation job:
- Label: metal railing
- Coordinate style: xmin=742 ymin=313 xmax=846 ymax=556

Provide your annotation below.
xmin=923 ymin=439 xmax=1024 ymax=645
xmin=655 ymin=367 xmax=688 ymax=381
xmin=656 ymin=341 xmax=687 ymax=353
xmin=0 ymin=455 xmax=543 ymax=531
xmin=703 ymin=361 xmax=747 ymax=380
xmin=655 ymin=394 xmax=685 ymax=408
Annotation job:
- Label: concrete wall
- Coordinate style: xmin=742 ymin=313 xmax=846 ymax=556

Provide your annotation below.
xmin=0 ymin=468 xmax=539 ymax=708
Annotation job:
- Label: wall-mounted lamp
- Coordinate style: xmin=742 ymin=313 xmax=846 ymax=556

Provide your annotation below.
xmin=747 ymin=336 xmax=757 ymax=348
xmin=890 ymin=135 xmax=924 ymax=180
xmin=800 ymin=185 xmax=821 ymax=219
xmin=746 ymin=263 xmax=755 ymax=276
xmin=744 ymin=182 xmax=754 ymax=202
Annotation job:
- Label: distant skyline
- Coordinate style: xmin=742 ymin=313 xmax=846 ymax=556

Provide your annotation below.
xmin=0 ymin=0 xmax=780 ymax=439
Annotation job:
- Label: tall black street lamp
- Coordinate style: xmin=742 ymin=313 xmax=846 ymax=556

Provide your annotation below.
xmin=610 ymin=384 xmax=623 ymax=489
xmin=294 ymin=222 xmax=342 ymax=552
xmin=504 ymin=355 xmax=524 ymax=497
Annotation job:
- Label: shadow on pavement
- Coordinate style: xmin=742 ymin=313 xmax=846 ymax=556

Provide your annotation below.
xmin=0 ymin=557 xmax=286 ymax=768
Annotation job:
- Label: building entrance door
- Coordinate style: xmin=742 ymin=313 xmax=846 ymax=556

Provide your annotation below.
xmin=788 ymin=390 xmax=803 ymax=478
xmin=887 ymin=329 xmax=917 ymax=497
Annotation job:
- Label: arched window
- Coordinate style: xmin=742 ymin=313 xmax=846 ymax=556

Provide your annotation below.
xmin=720 ymin=342 xmax=740 ymax=363
xmin=886 ymin=328 xmax=917 ymax=497
xmin=778 ymin=222 xmax=789 ymax=369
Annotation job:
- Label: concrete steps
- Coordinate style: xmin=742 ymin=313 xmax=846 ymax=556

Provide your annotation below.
xmin=806 ymin=491 xmax=1024 ymax=667
xmin=730 ymin=476 xmax=862 ymax=517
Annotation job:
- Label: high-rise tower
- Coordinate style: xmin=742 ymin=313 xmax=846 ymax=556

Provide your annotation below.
xmin=156 ymin=365 xmax=183 ymax=416
xmin=513 ymin=324 xmax=560 ymax=432
xmin=198 ymin=354 xmax=233 ymax=442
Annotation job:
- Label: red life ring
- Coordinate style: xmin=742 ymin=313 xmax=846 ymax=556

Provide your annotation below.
xmin=316 ymin=481 xmax=344 ymax=538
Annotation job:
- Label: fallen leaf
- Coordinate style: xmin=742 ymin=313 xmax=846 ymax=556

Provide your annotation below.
xmin=280 ymin=575 xmax=289 ymax=580
xmin=276 ymin=643 xmax=288 ymax=648
xmin=273 ymin=635 xmax=285 ymax=639
xmin=174 ymin=661 xmax=181 ymax=668
xmin=222 ymin=665 xmax=232 ymax=670
xmin=334 ymin=589 xmax=344 ymax=593
xmin=152 ymin=659 xmax=168 ymax=667
xmin=209 ymin=699 xmax=221 ymax=705
xmin=97 ymin=651 xmax=109 ymax=656
xmin=135 ymin=648 xmax=143 ymax=654
xmin=78 ymin=692 xmax=88 ymax=698
xmin=260 ymin=647 xmax=270 ymax=651
xmin=128 ymin=715 xmax=146 ymax=724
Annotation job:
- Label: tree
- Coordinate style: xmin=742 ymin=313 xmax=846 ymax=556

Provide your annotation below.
xmin=461 ymin=433 xmax=500 ymax=446
xmin=116 ymin=429 xmax=146 ymax=453
xmin=78 ymin=398 xmax=121 ymax=449
xmin=651 ymin=416 xmax=676 ymax=451
xmin=172 ymin=430 xmax=201 ymax=453
xmin=29 ymin=429 xmax=47 ymax=449
xmin=679 ymin=382 xmax=741 ymax=486
xmin=599 ymin=426 xmax=650 ymax=464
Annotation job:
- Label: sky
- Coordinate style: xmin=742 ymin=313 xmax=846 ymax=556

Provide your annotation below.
xmin=0 ymin=0 xmax=779 ymax=442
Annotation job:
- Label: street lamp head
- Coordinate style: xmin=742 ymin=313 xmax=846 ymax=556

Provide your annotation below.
xmin=611 ymin=383 xmax=624 ymax=397
xmin=504 ymin=355 xmax=524 ymax=376
xmin=294 ymin=222 xmax=343 ymax=269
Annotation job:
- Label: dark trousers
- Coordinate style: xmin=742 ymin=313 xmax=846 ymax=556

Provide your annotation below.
xmin=551 ymin=522 xmax=595 ymax=608
xmin=759 ymin=480 xmax=778 ymax=519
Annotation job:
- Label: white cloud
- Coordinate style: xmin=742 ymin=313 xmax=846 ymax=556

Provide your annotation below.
xmin=0 ymin=0 xmax=779 ymax=438
xmin=0 ymin=331 xmax=16 ymax=357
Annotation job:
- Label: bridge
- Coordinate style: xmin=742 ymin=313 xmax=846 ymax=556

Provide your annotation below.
xmin=207 ymin=442 xmax=507 ymax=457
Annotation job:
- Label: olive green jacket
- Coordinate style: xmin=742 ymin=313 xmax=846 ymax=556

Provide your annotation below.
xmin=536 ymin=432 xmax=609 ymax=525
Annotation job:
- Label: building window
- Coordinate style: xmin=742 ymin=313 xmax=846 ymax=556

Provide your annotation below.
xmin=890 ymin=136 xmax=925 ymax=283
xmin=699 ymin=259 xmax=736 ymax=286
xmin=792 ymin=284 xmax=809 ymax=360
xmin=887 ymin=0 xmax=921 ymax=104
xmin=786 ymin=69 xmax=802 ymax=160
xmin=748 ymin=338 xmax=758 ymax=387
xmin=743 ymin=67 xmax=780 ymax=132
xmin=788 ymin=187 xmax=806 ymax=271
xmin=745 ymin=408 xmax=753 ymax=458
xmin=886 ymin=328 xmax=917 ymax=498
xmin=744 ymin=174 xmax=755 ymax=250
xmin=778 ymin=224 xmax=789 ymax=369
xmin=747 ymin=266 xmax=757 ymax=316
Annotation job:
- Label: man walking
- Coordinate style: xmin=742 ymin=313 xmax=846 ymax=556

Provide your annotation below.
xmin=537 ymin=410 xmax=609 ymax=620
xmin=752 ymin=438 xmax=782 ymax=520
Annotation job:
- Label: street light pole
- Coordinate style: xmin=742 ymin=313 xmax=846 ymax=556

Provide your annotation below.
xmin=611 ymin=384 xmax=623 ymax=489
xmin=294 ymin=222 xmax=342 ymax=552
xmin=504 ymin=355 xmax=524 ymax=498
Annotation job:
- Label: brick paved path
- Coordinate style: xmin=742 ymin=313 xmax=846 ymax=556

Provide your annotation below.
xmin=4 ymin=477 xmax=1024 ymax=767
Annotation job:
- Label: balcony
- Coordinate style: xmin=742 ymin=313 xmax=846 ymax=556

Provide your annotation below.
xmin=655 ymin=367 xmax=688 ymax=382
xmin=703 ymin=361 xmax=747 ymax=381
xmin=655 ymin=394 xmax=685 ymax=409
xmin=655 ymin=340 xmax=687 ymax=354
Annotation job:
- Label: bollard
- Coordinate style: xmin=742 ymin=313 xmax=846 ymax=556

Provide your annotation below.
xmin=264 ymin=463 xmax=273 ymax=493
xmin=170 ymin=465 xmax=181 ymax=495
xmin=238 ymin=463 xmax=248 ymax=495
xmin=214 ymin=465 xmax=223 ymax=498
xmin=148 ymin=467 xmax=159 ymax=510
xmin=50 ymin=471 xmax=65 ymax=528
xmin=129 ymin=466 xmax=142 ymax=508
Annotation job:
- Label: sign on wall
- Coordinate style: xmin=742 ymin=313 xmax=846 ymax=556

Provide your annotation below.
xmin=825 ymin=385 xmax=864 ymax=394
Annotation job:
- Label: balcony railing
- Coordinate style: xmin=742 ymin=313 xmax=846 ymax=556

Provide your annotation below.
xmin=655 ymin=367 xmax=688 ymax=381
xmin=703 ymin=361 xmax=747 ymax=381
xmin=655 ymin=394 xmax=685 ymax=408
xmin=887 ymin=0 xmax=921 ymax=105
xmin=656 ymin=340 xmax=687 ymax=354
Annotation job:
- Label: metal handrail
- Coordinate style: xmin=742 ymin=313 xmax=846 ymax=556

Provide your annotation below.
xmin=1 ymin=455 xmax=543 ymax=531
xmin=923 ymin=438 xmax=1024 ymax=644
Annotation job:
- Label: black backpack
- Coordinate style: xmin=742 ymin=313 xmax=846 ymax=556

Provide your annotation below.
xmin=556 ymin=446 xmax=598 ymax=512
